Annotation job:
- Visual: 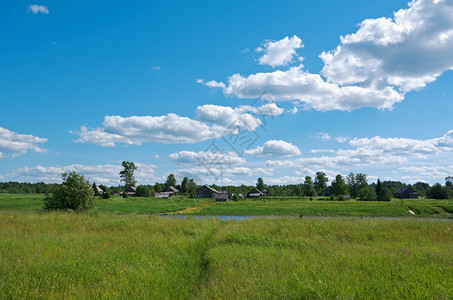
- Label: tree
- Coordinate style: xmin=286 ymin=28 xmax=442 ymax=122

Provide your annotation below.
xmin=303 ymin=176 xmax=316 ymax=197
xmin=358 ymin=186 xmax=377 ymax=201
xmin=375 ymin=178 xmax=382 ymax=199
xmin=346 ymin=173 xmax=358 ymax=198
xmin=332 ymin=174 xmax=348 ymax=196
xmin=314 ymin=172 xmax=328 ymax=196
xmin=44 ymin=172 xmax=94 ymax=211
xmin=119 ymin=161 xmax=137 ymax=188
xmin=92 ymin=182 xmax=99 ymax=196
xmin=154 ymin=182 xmax=162 ymax=193
xmin=446 ymin=176 xmax=453 ymax=188
xmin=427 ymin=183 xmax=451 ymax=199
xmin=256 ymin=178 xmax=265 ymax=191
xmin=165 ymin=174 xmax=176 ymax=188
xmin=378 ymin=187 xmax=392 ymax=201
xmin=181 ymin=177 xmax=189 ymax=193
xmin=187 ymin=178 xmax=197 ymax=198
xmin=136 ymin=185 xmax=151 ymax=197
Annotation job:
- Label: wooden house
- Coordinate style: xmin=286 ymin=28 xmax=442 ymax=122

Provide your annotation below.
xmin=393 ymin=186 xmax=419 ymax=199
xmin=197 ymin=185 xmax=228 ymax=202
xmin=124 ymin=186 xmax=137 ymax=196
xmin=247 ymin=188 xmax=265 ymax=198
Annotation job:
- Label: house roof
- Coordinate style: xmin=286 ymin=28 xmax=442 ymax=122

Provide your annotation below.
xmin=201 ymin=185 xmax=221 ymax=194
xmin=394 ymin=186 xmax=418 ymax=194
xmin=248 ymin=188 xmax=263 ymax=195
xmin=165 ymin=186 xmax=180 ymax=193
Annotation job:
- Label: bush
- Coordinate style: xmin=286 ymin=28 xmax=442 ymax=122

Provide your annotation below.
xmin=44 ymin=172 xmax=94 ymax=211
xmin=102 ymin=191 xmax=111 ymax=199
xmin=337 ymin=195 xmax=345 ymax=201
xmin=136 ymin=185 xmax=151 ymax=197
xmin=122 ymin=192 xmax=129 ymax=199
xmin=358 ymin=186 xmax=377 ymax=201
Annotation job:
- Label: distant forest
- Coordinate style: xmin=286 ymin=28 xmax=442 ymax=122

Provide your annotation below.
xmin=1 ymin=173 xmax=452 ymax=199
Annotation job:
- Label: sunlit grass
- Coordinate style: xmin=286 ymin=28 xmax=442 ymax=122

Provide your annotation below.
xmin=0 ymin=212 xmax=452 ymax=299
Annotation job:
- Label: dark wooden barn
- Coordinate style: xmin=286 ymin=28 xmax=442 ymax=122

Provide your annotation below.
xmin=393 ymin=186 xmax=419 ymax=199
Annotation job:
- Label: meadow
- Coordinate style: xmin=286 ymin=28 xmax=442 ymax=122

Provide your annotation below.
xmin=0 ymin=212 xmax=452 ymax=299
xmin=1 ymin=194 xmax=452 ymax=218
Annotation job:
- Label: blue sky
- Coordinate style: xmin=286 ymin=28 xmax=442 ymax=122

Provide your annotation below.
xmin=1 ymin=0 xmax=452 ymax=186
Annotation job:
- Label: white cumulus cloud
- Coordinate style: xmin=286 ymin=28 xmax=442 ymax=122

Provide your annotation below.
xmin=0 ymin=127 xmax=47 ymax=158
xmin=244 ymin=140 xmax=301 ymax=157
xmin=257 ymin=35 xmax=304 ymax=67
xmin=169 ymin=150 xmax=245 ymax=166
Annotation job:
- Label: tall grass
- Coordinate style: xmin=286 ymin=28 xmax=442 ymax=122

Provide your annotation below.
xmin=1 ymin=212 xmax=452 ymax=299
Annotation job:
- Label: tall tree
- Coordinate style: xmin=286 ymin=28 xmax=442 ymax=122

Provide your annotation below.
xmin=256 ymin=177 xmax=265 ymax=191
xmin=303 ymin=176 xmax=316 ymax=197
xmin=188 ymin=178 xmax=197 ymax=198
xmin=119 ymin=161 xmax=137 ymax=188
xmin=314 ymin=172 xmax=328 ymax=196
xmin=446 ymin=176 xmax=453 ymax=188
xmin=376 ymin=178 xmax=382 ymax=198
xmin=346 ymin=173 xmax=358 ymax=198
xmin=332 ymin=174 xmax=348 ymax=196
xmin=165 ymin=174 xmax=176 ymax=188
xmin=181 ymin=177 xmax=189 ymax=193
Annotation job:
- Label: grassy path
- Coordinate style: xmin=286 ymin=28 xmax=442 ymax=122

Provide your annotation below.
xmin=174 ymin=201 xmax=212 ymax=215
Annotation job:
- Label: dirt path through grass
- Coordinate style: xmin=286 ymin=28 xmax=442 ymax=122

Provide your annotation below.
xmin=175 ymin=201 xmax=212 ymax=215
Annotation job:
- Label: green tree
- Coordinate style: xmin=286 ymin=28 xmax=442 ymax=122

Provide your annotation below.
xmin=181 ymin=177 xmax=189 ymax=193
xmin=314 ymin=172 xmax=328 ymax=196
xmin=346 ymin=173 xmax=358 ymax=198
xmin=358 ymin=186 xmax=377 ymax=201
xmin=44 ymin=172 xmax=94 ymax=211
xmin=166 ymin=174 xmax=176 ymax=188
xmin=375 ymin=178 xmax=382 ymax=198
xmin=136 ymin=185 xmax=151 ymax=197
xmin=445 ymin=176 xmax=453 ymax=188
xmin=256 ymin=177 xmax=265 ymax=191
xmin=378 ymin=187 xmax=392 ymax=201
xmin=187 ymin=178 xmax=197 ymax=198
xmin=332 ymin=174 xmax=348 ymax=196
xmin=303 ymin=176 xmax=316 ymax=197
xmin=154 ymin=182 xmax=162 ymax=193
xmin=92 ymin=182 xmax=99 ymax=197
xmin=427 ymin=183 xmax=451 ymax=199
xmin=119 ymin=161 xmax=137 ymax=188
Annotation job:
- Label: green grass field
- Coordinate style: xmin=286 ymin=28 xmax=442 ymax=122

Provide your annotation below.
xmin=1 ymin=212 xmax=452 ymax=299
xmin=196 ymin=198 xmax=453 ymax=218
xmin=1 ymin=194 xmax=452 ymax=218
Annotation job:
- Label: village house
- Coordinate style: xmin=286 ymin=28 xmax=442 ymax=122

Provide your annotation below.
xmin=247 ymin=188 xmax=268 ymax=198
xmin=124 ymin=186 xmax=137 ymax=196
xmin=197 ymin=185 xmax=229 ymax=202
xmin=393 ymin=186 xmax=419 ymax=199
xmin=155 ymin=186 xmax=180 ymax=199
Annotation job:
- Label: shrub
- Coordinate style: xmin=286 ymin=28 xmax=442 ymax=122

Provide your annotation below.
xmin=136 ymin=185 xmax=151 ymax=197
xmin=358 ymin=186 xmax=377 ymax=201
xmin=337 ymin=195 xmax=345 ymax=201
xmin=122 ymin=192 xmax=129 ymax=199
xmin=44 ymin=172 xmax=94 ymax=211
xmin=102 ymin=191 xmax=111 ymax=199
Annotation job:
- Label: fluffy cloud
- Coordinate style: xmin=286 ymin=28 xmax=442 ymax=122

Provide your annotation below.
xmin=244 ymin=140 xmax=301 ymax=157
xmin=204 ymin=0 xmax=453 ymax=111
xmin=169 ymin=150 xmax=245 ymax=166
xmin=207 ymin=66 xmax=404 ymax=111
xmin=0 ymin=127 xmax=47 ymax=158
xmin=320 ymin=0 xmax=453 ymax=92
xmin=7 ymin=163 xmax=157 ymax=186
xmin=28 ymin=5 xmax=49 ymax=14
xmin=74 ymin=103 xmax=283 ymax=147
xmin=267 ymin=130 xmax=453 ymax=171
xmin=257 ymin=35 xmax=303 ymax=67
